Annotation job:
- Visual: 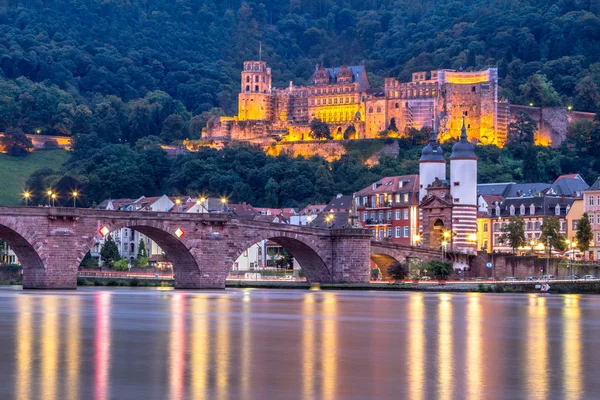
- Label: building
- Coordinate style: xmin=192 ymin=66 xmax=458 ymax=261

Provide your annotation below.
xmin=583 ymin=177 xmax=600 ymax=260
xmin=354 ymin=175 xmax=420 ymax=245
xmin=418 ymin=120 xmax=478 ymax=267
xmin=207 ymin=60 xmax=510 ymax=146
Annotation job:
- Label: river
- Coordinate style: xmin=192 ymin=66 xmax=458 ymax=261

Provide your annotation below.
xmin=0 ymin=287 xmax=599 ymax=399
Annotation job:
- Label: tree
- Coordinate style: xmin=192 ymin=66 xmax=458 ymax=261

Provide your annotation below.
xmin=275 ymin=249 xmax=293 ymax=269
xmin=498 ymin=216 xmax=527 ymax=253
xmin=1 ymin=127 xmax=33 ymax=156
xmin=540 ymin=216 xmax=566 ymax=251
xmin=424 ymin=260 xmax=453 ymax=280
xmin=100 ymin=235 xmax=120 ymax=265
xmin=520 ymin=74 xmax=562 ymax=107
xmin=160 ymin=114 xmax=188 ymax=143
xmin=137 ymin=238 xmax=147 ymax=259
xmin=388 ymin=117 xmax=398 ymax=132
xmin=309 ymin=118 xmax=332 ymax=140
xmin=507 ymin=111 xmax=536 ymax=147
xmin=387 ymin=261 xmax=407 ymax=281
xmin=576 ymin=213 xmax=593 ymax=252
xmin=343 ymin=124 xmax=356 ymax=140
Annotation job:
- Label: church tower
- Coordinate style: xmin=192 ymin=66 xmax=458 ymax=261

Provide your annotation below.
xmin=418 ymin=123 xmax=446 ymax=201
xmin=238 ymin=61 xmax=272 ymax=121
xmin=449 ymin=118 xmax=478 ymax=252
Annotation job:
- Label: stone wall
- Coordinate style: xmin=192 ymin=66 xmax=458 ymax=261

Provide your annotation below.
xmin=473 ymin=252 xmax=566 ymax=278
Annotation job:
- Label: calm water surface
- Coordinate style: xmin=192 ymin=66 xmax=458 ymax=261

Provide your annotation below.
xmin=0 ymin=287 xmax=599 ymax=399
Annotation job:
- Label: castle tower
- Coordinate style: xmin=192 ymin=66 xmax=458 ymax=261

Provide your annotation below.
xmin=418 ymin=123 xmax=446 ymax=201
xmin=449 ymin=118 xmax=478 ymax=252
xmin=238 ymin=60 xmax=272 ymax=121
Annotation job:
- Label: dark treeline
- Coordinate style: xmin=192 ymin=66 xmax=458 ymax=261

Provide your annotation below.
xmin=0 ymin=0 xmax=600 ymax=142
xmin=24 ymin=127 xmax=600 ymax=208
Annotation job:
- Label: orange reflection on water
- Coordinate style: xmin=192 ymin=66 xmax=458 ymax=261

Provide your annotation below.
xmin=240 ymin=291 xmax=252 ymax=400
xmin=466 ymin=293 xmax=482 ymax=400
xmin=562 ymin=295 xmax=582 ymax=400
xmin=321 ymin=293 xmax=338 ymax=400
xmin=526 ymin=294 xmax=548 ymax=400
xmin=170 ymin=294 xmax=186 ymax=400
xmin=302 ymin=294 xmax=316 ymax=399
xmin=407 ymin=293 xmax=425 ymax=400
xmin=95 ymin=292 xmax=111 ymax=400
xmin=437 ymin=294 xmax=453 ymax=400
xmin=42 ymin=296 xmax=59 ymax=400
xmin=66 ymin=297 xmax=81 ymax=400
xmin=216 ymin=298 xmax=231 ymax=400
xmin=15 ymin=296 xmax=33 ymax=400
xmin=191 ymin=296 xmax=209 ymax=399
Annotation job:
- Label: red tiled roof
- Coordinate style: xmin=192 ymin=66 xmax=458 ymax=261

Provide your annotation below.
xmin=355 ymin=175 xmax=419 ymax=196
xmin=480 ymin=194 xmax=504 ymax=205
xmin=299 ymin=204 xmax=327 ymax=215
xmin=554 ymin=174 xmax=580 ymax=183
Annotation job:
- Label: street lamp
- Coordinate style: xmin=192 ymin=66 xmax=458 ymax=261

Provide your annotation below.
xmin=51 ymin=192 xmax=57 ymax=207
xmin=72 ymin=191 xmax=78 ymax=208
xmin=545 ymin=235 xmax=552 ymax=277
xmin=325 ymin=213 xmax=334 ymax=229
xmin=23 ymin=191 xmax=30 ymax=206
xmin=414 ymin=234 xmax=421 ymax=247
xmin=220 ymin=197 xmax=227 ymax=212
xmin=47 ymin=190 xmax=53 ymax=207
xmin=441 ymin=240 xmax=448 ymax=260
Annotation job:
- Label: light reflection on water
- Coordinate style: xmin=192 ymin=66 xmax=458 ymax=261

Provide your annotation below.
xmin=3 ymin=289 xmax=600 ymax=399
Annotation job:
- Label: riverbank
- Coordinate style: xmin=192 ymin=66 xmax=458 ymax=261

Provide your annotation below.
xmin=72 ymin=276 xmax=600 ymax=294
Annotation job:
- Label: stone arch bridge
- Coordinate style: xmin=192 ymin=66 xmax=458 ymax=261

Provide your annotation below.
xmin=0 ymin=207 xmax=448 ymax=289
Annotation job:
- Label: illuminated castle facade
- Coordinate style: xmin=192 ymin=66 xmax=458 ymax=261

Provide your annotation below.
xmin=206 ymin=60 xmax=510 ymax=146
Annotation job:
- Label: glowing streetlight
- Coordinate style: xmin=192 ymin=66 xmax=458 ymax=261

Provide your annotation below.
xmin=529 ymin=102 xmax=534 ymax=107
xmin=51 ymin=192 xmax=57 ymax=207
xmin=441 ymin=240 xmax=448 ymax=260
xmin=325 ymin=213 xmax=334 ymax=228
xmin=567 ymin=105 xmax=573 ymax=111
xmin=220 ymin=197 xmax=227 ymax=212
xmin=414 ymin=234 xmax=421 ymax=246
xmin=23 ymin=191 xmax=30 ymax=206
xmin=72 ymin=191 xmax=78 ymax=208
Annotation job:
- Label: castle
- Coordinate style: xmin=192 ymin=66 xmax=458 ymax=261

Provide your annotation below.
xmin=206 ymin=60 xmax=511 ymax=146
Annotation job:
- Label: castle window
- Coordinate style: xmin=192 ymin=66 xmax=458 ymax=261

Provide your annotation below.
xmin=245 ymin=85 xmax=250 ymax=91
xmin=454 ymin=198 xmax=460 ymax=203
xmin=376 ymin=107 xmax=381 ymax=113
xmin=246 ymin=76 xmax=250 ymax=83
xmin=395 ymin=103 xmax=399 ymax=108
xmin=334 ymin=98 xmax=338 ymax=104
xmin=255 ymin=85 xmax=259 ymax=91
xmin=255 ymin=75 xmax=259 ymax=82
xmin=463 ymin=111 xmax=468 ymax=117
xmin=472 ymin=86 xmax=476 ymax=93
xmin=453 ymin=182 xmax=460 ymax=186
xmin=368 ymin=107 xmax=373 ymax=113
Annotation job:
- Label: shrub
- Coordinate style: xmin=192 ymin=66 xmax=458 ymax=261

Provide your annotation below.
xmin=112 ymin=259 xmax=129 ymax=271
xmin=106 ymin=279 xmax=119 ymax=286
xmin=370 ymin=268 xmax=381 ymax=280
xmin=387 ymin=262 xmax=408 ymax=280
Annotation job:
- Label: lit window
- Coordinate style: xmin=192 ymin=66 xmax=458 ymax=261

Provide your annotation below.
xmin=403 ymin=210 xmax=409 ymax=220
xmin=403 ymin=193 xmax=409 ymax=202
xmin=483 ymin=223 xmax=488 ymax=232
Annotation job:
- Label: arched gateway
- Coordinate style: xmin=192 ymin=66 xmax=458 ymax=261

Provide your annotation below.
xmin=0 ymin=207 xmax=373 ymax=289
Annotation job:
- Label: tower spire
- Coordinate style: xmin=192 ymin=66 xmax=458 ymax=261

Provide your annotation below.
xmin=429 ymin=116 xmax=437 ymax=144
xmin=461 ymin=116 xmax=467 ymax=140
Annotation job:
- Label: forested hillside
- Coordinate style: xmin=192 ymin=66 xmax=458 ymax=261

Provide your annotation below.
xmin=1 ymin=0 xmax=600 ymax=141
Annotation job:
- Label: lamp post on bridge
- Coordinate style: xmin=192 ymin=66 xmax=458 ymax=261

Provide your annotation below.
xmin=23 ymin=191 xmax=30 ymax=207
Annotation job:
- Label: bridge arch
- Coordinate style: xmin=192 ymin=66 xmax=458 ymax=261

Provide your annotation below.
xmin=230 ymin=230 xmax=331 ymax=283
xmin=81 ymin=219 xmax=200 ymax=288
xmin=0 ymin=221 xmax=45 ymax=273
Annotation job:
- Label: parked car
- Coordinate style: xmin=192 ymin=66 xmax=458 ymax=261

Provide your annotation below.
xmin=540 ymin=275 xmax=556 ymax=280
xmin=420 ymin=276 xmax=431 ymax=281
xmin=564 ymin=275 xmax=580 ymax=280
xmin=524 ymin=276 xmax=535 ymax=281
xmin=503 ymin=277 xmax=517 ymax=281
xmin=583 ymin=275 xmax=598 ymax=280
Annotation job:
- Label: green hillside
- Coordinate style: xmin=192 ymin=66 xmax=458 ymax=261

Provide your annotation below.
xmin=0 ymin=150 xmax=70 ymax=206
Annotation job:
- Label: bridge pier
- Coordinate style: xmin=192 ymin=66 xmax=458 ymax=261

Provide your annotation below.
xmin=330 ymin=229 xmax=372 ymax=283
xmin=23 ymin=265 xmax=78 ymax=289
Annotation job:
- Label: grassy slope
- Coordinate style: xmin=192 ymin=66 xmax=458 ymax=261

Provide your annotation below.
xmin=0 ymin=150 xmax=69 ymax=206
